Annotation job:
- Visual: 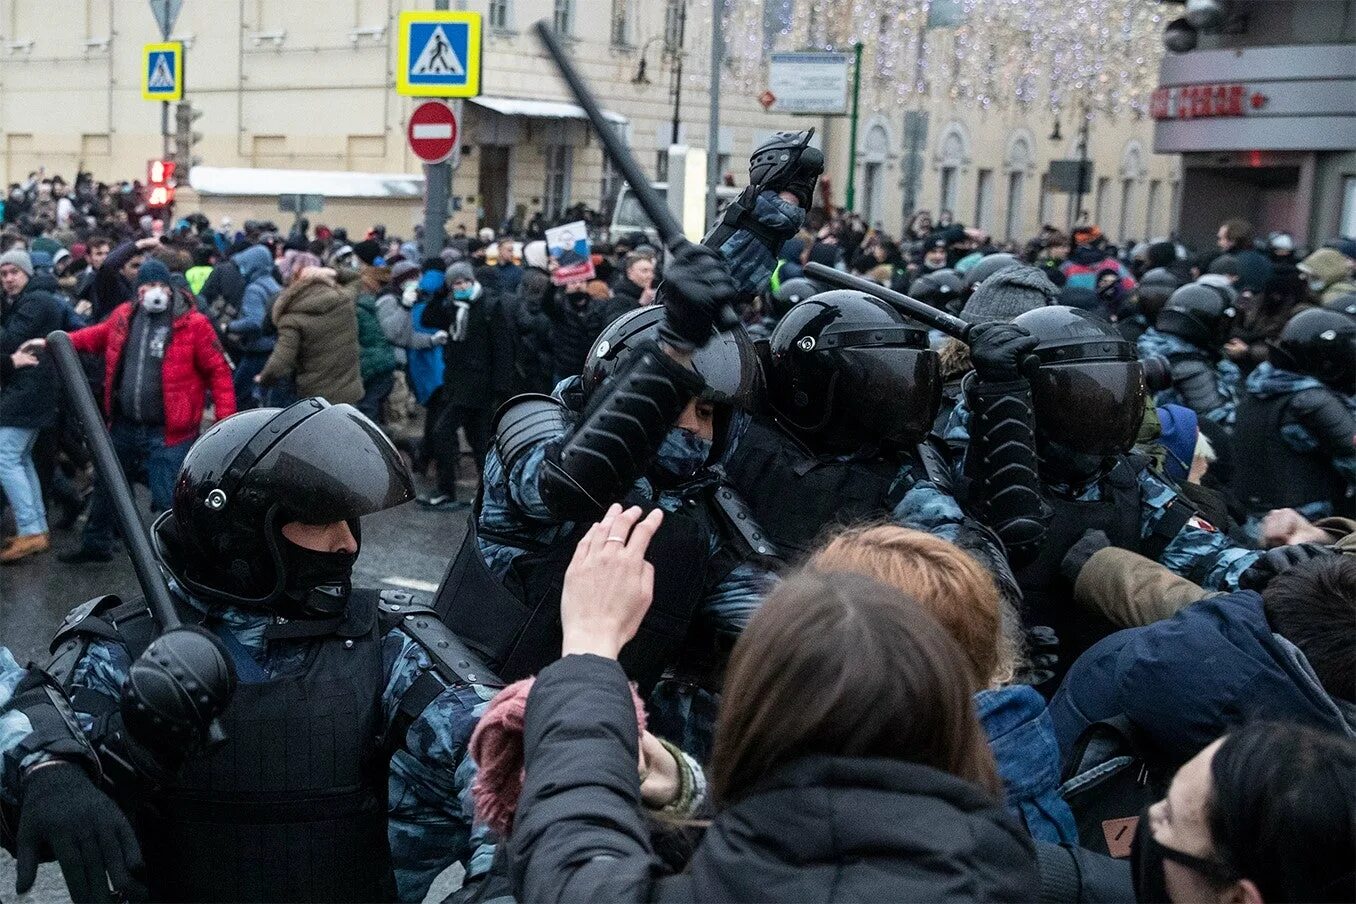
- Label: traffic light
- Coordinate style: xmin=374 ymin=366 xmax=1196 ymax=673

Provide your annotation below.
xmin=146 ymin=159 xmax=176 ymax=208
xmin=172 ymin=101 xmax=203 ymax=172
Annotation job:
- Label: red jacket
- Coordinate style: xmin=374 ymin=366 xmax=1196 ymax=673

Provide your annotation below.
xmin=70 ymin=299 xmax=237 ymax=447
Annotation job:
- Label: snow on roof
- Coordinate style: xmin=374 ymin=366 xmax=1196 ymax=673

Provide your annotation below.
xmin=188 ymin=166 xmax=424 ymax=199
xmin=469 ymin=95 xmax=627 ymax=124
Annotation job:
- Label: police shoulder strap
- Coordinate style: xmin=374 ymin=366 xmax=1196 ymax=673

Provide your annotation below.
xmin=377 ymin=591 xmax=504 ymax=691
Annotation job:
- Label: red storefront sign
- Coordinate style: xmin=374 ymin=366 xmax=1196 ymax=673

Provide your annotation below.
xmin=1150 ymin=84 xmax=1268 ymax=120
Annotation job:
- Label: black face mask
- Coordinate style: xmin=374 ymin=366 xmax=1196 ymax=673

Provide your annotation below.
xmin=1131 ymin=809 xmax=1238 ymax=904
xmin=278 ymin=532 xmax=358 ymax=619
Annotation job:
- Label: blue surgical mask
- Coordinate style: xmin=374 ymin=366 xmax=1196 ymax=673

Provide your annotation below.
xmin=453 ymin=286 xmax=474 ymax=300
xmin=653 ymin=426 xmax=712 ymax=482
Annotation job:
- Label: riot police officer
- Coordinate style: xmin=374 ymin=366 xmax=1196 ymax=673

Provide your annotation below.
xmin=1 ymin=399 xmax=503 ymax=903
xmin=963 ymin=306 xmax=1262 ymax=671
xmin=704 ymin=129 xmax=824 ymax=296
xmin=722 ymin=289 xmax=1034 ymax=612
xmin=1136 ymin=283 xmax=1241 ymax=427
xmin=435 ymin=239 xmax=775 ymax=758
xmin=1232 ymin=307 xmax=1356 ymax=526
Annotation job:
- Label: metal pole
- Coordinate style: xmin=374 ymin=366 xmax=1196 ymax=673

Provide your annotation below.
xmin=844 ymin=42 xmax=863 ymax=212
xmin=422 ymin=0 xmax=452 ymax=258
xmin=161 ymin=101 xmax=171 ymax=159
xmin=670 ymin=0 xmax=688 ymax=145
xmin=1073 ymin=103 xmax=1089 ymax=233
xmin=705 ymin=0 xmax=723 ymax=226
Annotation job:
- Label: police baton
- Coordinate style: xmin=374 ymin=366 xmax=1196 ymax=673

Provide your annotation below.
xmin=533 ymin=20 xmax=739 ymax=330
xmin=804 ymin=263 xmax=971 ymax=341
xmin=47 ymin=330 xmax=235 ymax=750
xmin=47 ymin=331 xmax=183 ymax=630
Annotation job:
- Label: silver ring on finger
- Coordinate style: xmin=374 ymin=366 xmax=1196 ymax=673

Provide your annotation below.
xmin=605 ymin=536 xmax=627 ymax=544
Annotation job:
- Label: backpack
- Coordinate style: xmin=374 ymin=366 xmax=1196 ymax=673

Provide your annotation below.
xmin=1058 ymin=715 xmax=1168 ymax=859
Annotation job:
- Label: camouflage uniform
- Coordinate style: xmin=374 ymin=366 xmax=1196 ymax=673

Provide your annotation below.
xmin=1137 ymin=327 xmax=1241 ymax=427
xmin=0 ymin=590 xmax=498 ymax=903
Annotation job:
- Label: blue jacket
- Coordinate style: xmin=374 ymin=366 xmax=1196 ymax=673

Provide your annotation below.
xmin=976 ymin=684 xmax=1079 ymax=845
xmin=227 ymin=245 xmax=280 ymax=354
xmin=1050 ymin=590 xmax=1356 ymax=768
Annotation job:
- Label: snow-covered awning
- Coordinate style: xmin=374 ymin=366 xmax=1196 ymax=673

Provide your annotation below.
xmin=187 ymin=166 xmax=424 ymax=199
xmin=469 ymin=95 xmax=627 ymax=125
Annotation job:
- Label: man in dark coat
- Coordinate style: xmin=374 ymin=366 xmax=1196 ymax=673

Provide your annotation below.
xmin=1050 ymin=556 xmax=1356 ymax=770
xmin=610 ymin=252 xmax=654 ymax=309
xmin=0 ymin=250 xmax=66 ymax=561
xmin=418 ymin=261 xmax=514 ymax=509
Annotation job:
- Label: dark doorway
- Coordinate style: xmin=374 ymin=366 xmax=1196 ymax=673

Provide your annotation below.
xmin=1179 ymin=163 xmax=1301 ymax=249
xmin=478 ymin=145 xmax=510 ymax=229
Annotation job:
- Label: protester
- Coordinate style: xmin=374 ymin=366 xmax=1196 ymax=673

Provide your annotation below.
xmin=612 ymin=251 xmax=655 ymax=308
xmin=46 ymin=258 xmax=236 ymax=564
xmin=256 ymin=266 xmax=363 ymax=407
xmin=225 ymin=243 xmax=281 ymax=407
xmin=506 ymin=505 xmax=1039 ymax=903
xmin=355 ymin=263 xmax=400 ymax=421
xmin=1133 ymin=722 xmax=1354 ymax=904
xmin=1215 ymin=218 xmax=1273 ymax=295
xmin=0 ymin=249 xmax=64 ymax=562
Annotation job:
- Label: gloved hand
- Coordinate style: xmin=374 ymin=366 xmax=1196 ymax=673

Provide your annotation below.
xmin=658 ymin=240 xmax=739 ymax=351
xmin=1239 ymin=543 xmax=1335 ymax=591
xmin=430 ymin=329 xmax=450 ymax=346
xmin=16 ymin=760 xmax=145 ymax=903
xmin=1060 ymin=529 xmax=1112 ymax=584
xmin=968 ymin=321 xmax=1039 ymax=382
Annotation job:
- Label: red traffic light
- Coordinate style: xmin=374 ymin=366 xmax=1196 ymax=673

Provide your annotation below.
xmin=148 ymin=159 xmax=177 ymax=185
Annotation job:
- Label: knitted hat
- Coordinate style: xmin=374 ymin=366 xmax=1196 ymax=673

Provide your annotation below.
xmin=29 ymin=236 xmax=61 ymax=256
xmin=0 ymin=249 xmax=34 ymax=277
xmin=28 ymin=251 xmax=54 ymax=273
xmin=1155 ymin=404 xmax=1198 ymax=482
xmin=389 ymin=260 xmax=420 ymax=285
xmin=469 ymin=676 xmax=647 ymax=839
xmin=960 ymin=265 xmax=1058 ymax=324
xmin=444 ymin=261 xmax=475 ymax=284
xmin=136 ymin=258 xmax=173 ymax=287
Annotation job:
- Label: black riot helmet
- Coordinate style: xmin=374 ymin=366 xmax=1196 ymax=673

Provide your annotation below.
xmin=1270 ymin=307 xmax=1356 ymax=393
xmin=767 ymin=290 xmax=941 ymax=455
xmin=909 ymin=269 xmax=964 ymax=310
xmin=1157 ymin=283 xmax=1238 ymax=349
xmin=774 ymin=276 xmax=825 ymax=310
xmin=155 ymin=399 xmax=414 ymax=616
xmin=1012 ymin=305 xmax=1147 ymax=457
xmin=582 ymin=305 xmax=762 ymax=410
xmin=1324 ymin=291 xmax=1356 ymax=318
xmin=1134 ymin=267 xmax=1184 ymax=324
xmin=962 ymin=253 xmax=1022 ymax=293
xmin=749 ymin=129 xmax=825 ymax=209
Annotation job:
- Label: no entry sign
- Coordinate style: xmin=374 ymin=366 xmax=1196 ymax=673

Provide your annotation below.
xmin=407 ymin=100 xmax=458 ymax=164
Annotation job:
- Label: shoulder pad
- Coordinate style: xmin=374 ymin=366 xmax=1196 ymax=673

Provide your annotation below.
xmin=379 ymin=591 xmax=505 ymax=689
xmin=915 ymin=438 xmax=956 ymax=496
xmin=50 ymin=595 xmax=127 ymax=654
xmin=711 ymin=483 xmax=783 ymax=564
xmin=492 ymin=393 xmax=569 ymax=474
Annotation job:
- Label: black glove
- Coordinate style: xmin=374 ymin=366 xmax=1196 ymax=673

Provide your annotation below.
xmin=1060 ymin=529 xmax=1112 ymax=584
xmin=658 ymin=240 xmax=739 ymax=350
xmin=968 ymin=321 xmax=1039 ymax=382
xmin=1239 ymin=543 xmax=1335 ymax=592
xmin=16 ymin=761 xmax=145 ymax=903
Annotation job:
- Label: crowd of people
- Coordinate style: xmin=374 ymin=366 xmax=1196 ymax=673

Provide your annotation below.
xmin=0 ymin=130 xmax=1352 ymax=904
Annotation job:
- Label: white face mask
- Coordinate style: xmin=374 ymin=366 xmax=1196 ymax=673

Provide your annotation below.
xmin=1308 ymin=277 xmax=1326 ymax=293
xmin=400 ymin=281 xmax=418 ymax=308
xmin=140 ymin=286 xmax=171 ymax=313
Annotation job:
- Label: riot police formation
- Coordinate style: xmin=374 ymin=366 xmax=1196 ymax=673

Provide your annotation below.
xmin=2 ymin=125 xmax=1355 ymax=904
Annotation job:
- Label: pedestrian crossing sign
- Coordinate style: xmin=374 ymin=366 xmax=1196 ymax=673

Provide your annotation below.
xmin=142 ymin=41 xmax=183 ymax=101
xmin=396 ymin=10 xmax=481 ymax=98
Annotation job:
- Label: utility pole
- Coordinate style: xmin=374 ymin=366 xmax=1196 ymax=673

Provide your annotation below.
xmin=705 ymin=0 xmax=723 ymax=226
xmin=670 ymin=0 xmax=688 ymax=145
xmin=1069 ymin=102 xmax=1090 ymax=235
xmin=422 ymin=0 xmax=453 ymax=258
xmin=843 ymin=42 xmax=863 ymax=212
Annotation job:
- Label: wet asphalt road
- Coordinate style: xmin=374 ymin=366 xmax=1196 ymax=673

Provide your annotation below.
xmin=0 ymin=487 xmax=473 ymax=903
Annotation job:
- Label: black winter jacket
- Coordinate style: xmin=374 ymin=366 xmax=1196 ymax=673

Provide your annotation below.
xmin=544 ymin=288 xmax=632 ymax=382
xmin=510 ymin=654 xmax=1040 ymax=904
xmin=511 ymin=266 xmax=555 ymax=394
xmin=1 ymin=272 xmax=67 ymax=429
xmin=419 ymin=283 xmax=515 ymax=409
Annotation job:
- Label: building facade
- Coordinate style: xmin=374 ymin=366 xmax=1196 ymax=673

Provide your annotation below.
xmin=1 ymin=0 xmax=1176 ymax=244
xmin=1150 ymin=0 xmax=1356 ymax=248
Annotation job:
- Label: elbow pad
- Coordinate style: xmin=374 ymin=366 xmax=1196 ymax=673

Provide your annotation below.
xmin=542 ymin=343 xmax=703 ymax=520
xmin=965 ymin=375 xmax=1050 ymax=560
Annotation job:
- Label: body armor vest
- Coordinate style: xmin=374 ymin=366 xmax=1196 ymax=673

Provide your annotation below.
xmin=722 ymin=417 xmax=898 ymax=556
xmin=137 ymin=591 xmax=395 ymax=902
xmin=1233 ymin=392 xmax=1353 ymax=517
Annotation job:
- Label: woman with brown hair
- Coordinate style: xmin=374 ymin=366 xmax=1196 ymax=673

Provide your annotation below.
xmin=809 ymin=524 xmax=1079 ymax=845
xmin=506 ymin=503 xmax=1038 ymax=903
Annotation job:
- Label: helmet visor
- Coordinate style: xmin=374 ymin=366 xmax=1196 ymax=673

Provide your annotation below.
xmin=249 ymin=404 xmax=415 ymax=524
xmin=693 ymin=329 xmax=761 ymax=409
xmin=1032 ymin=361 xmax=1146 ymax=456
xmin=839 ymin=346 xmax=942 ymax=446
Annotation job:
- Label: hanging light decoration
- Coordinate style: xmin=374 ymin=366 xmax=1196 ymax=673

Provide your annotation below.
xmin=694 ymin=0 xmax=1164 ymax=119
